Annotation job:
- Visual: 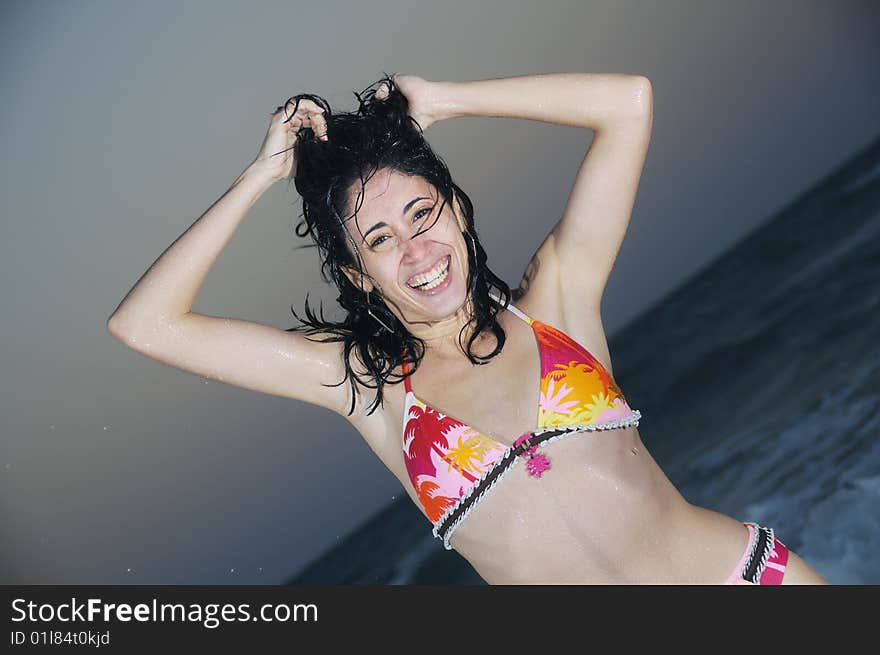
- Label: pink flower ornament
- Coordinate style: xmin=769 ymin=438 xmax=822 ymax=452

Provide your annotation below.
xmin=525 ymin=453 xmax=552 ymax=478
xmin=514 ymin=434 xmax=552 ymax=478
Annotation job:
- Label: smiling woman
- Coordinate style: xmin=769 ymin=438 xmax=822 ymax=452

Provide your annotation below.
xmin=288 ymin=75 xmax=514 ymax=417
xmin=287 ymin=73 xmax=827 ymax=584
xmin=109 ymin=71 xmax=829 ymax=585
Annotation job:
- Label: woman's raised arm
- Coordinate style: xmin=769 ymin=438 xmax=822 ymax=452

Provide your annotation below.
xmin=429 ymin=72 xmax=652 ymax=323
xmin=106 ymin=99 xmax=355 ymax=416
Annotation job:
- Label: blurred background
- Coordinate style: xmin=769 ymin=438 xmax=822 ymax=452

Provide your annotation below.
xmin=2 ymin=0 xmax=878 ymax=584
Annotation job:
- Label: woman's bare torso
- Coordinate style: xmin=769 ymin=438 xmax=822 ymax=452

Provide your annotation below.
xmin=348 ymin=303 xmax=751 ymax=584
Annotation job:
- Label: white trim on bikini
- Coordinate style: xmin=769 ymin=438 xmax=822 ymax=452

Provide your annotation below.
xmin=488 ymin=290 xmax=532 ymax=323
xmin=432 ymin=411 xmax=643 ymax=550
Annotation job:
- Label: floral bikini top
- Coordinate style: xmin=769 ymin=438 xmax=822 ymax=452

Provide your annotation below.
xmin=401 ymin=293 xmax=642 ymax=550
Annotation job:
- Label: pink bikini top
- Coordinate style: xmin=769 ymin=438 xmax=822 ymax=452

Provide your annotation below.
xmin=401 ymin=294 xmax=642 ymax=550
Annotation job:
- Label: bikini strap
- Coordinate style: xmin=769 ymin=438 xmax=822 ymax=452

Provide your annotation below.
xmin=401 ymin=350 xmax=413 ymax=393
xmin=488 ymin=290 xmax=534 ymax=325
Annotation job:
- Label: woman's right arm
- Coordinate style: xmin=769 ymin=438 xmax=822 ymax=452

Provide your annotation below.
xmin=106 ymin=100 xmax=354 ymax=415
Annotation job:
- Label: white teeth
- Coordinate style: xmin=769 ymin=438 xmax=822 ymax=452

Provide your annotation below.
xmin=408 ymin=257 xmax=449 ymax=289
xmin=419 ymin=267 xmax=448 ymax=290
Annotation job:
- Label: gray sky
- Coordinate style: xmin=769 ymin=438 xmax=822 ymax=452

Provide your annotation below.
xmin=1 ymin=0 xmax=878 ymax=584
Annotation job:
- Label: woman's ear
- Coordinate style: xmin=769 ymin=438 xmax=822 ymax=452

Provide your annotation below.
xmin=341 ymin=265 xmax=375 ymax=293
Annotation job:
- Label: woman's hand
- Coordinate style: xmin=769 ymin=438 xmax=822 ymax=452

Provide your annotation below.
xmin=251 ymin=96 xmax=329 ymax=183
xmin=375 ymin=74 xmax=448 ymax=132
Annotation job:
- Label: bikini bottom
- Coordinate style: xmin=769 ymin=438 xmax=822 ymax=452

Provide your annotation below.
xmin=724 ymin=521 xmax=789 ymax=585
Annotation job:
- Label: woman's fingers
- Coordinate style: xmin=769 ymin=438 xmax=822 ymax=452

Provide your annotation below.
xmin=278 ymin=97 xmax=327 ymax=140
xmin=297 ymin=111 xmax=326 ymax=140
xmin=313 ymin=109 xmax=328 ymax=140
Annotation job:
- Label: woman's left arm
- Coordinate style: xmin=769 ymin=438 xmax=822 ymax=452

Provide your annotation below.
xmin=434 ymin=72 xmax=650 ymax=128
xmin=432 ymin=72 xmax=653 ymax=314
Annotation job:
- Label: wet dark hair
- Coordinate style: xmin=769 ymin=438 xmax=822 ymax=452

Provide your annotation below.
xmin=285 ymin=72 xmax=512 ymax=416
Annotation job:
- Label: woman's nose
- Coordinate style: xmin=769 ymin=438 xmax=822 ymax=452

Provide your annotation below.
xmin=401 ymin=232 xmax=432 ymax=260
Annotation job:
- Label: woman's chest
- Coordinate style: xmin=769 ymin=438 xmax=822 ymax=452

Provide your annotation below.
xmin=421 ymin=388 xmax=540 ymax=447
xmin=350 ymin=346 xmax=545 ymax=523
xmin=350 ymin=309 xmax=617 ymax=522
xmin=409 ymin=334 xmax=545 ymax=445
xmin=409 ymin=315 xmax=614 ymax=444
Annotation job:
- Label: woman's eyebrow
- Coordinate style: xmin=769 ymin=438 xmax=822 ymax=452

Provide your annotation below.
xmin=360 ymin=196 xmax=431 ymax=243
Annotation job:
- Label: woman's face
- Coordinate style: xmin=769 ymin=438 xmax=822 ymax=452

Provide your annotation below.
xmin=341 ymin=169 xmax=471 ymax=326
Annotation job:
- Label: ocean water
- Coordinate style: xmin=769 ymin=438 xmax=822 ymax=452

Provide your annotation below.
xmin=290 ymin=135 xmax=880 ymax=585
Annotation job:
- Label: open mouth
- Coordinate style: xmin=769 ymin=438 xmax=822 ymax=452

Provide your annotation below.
xmin=406 ymin=255 xmax=451 ymax=292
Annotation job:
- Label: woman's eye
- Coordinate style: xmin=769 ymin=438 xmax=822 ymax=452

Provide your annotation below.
xmin=371 ymin=208 xmax=433 ymax=247
xmin=411 ymin=206 xmax=436 ymax=238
